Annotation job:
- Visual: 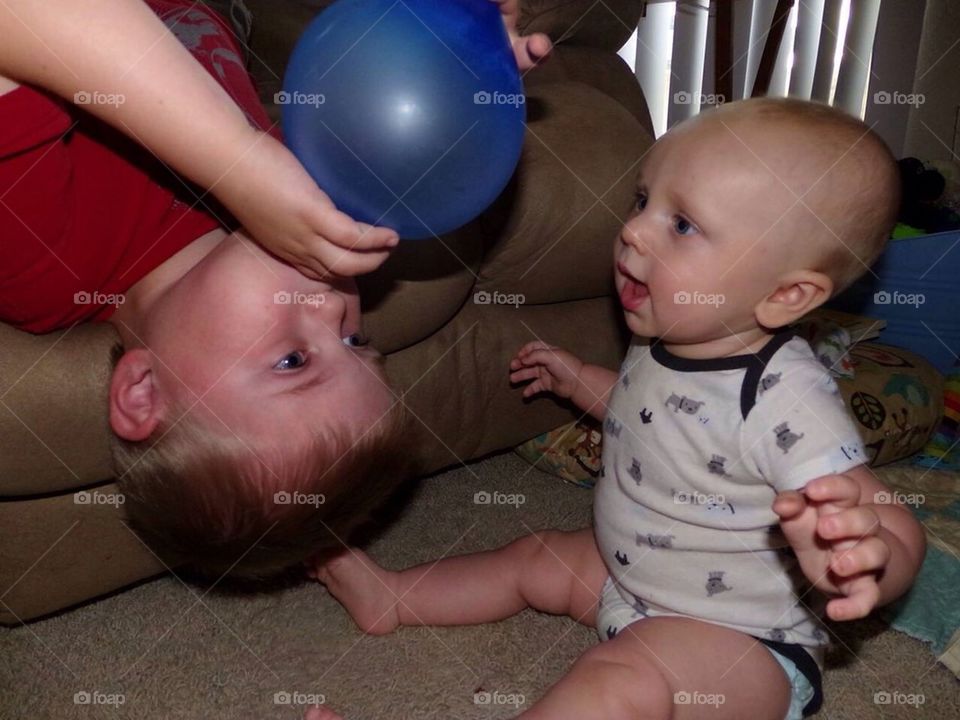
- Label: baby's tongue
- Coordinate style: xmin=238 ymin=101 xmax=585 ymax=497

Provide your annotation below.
xmin=620 ymin=278 xmax=649 ymax=311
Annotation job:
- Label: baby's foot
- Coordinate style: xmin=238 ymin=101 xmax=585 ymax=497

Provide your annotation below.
xmin=310 ymin=549 xmax=401 ymax=635
xmin=303 ymin=704 xmax=342 ymax=720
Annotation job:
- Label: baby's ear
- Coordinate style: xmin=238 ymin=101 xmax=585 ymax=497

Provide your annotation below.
xmin=109 ymin=348 xmax=164 ymax=441
xmin=755 ymin=270 xmax=833 ymax=329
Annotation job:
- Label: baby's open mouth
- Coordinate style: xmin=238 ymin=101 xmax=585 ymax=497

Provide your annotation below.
xmin=617 ymin=261 xmax=649 ymax=311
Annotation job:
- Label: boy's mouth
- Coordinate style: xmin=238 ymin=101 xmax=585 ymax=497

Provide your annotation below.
xmin=617 ymin=262 xmax=649 ymax=311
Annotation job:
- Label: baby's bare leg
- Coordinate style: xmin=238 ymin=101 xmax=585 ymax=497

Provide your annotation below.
xmin=309 ymin=528 xmax=606 ymax=634
xmin=517 ymin=616 xmax=792 ymax=720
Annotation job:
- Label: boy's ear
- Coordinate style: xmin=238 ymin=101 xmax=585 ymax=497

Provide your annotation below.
xmin=755 ymin=270 xmax=833 ymax=329
xmin=109 ymin=348 xmax=164 ymax=441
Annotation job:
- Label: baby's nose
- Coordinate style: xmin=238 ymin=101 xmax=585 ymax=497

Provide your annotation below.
xmin=619 ymin=220 xmax=648 ymax=253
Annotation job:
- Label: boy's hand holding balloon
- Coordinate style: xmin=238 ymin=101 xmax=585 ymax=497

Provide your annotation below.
xmin=217 ymin=129 xmax=399 ymax=280
xmin=242 ymin=0 xmax=551 ymax=275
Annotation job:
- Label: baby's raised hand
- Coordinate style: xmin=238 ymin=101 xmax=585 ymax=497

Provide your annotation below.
xmin=509 ymin=341 xmax=584 ymax=399
xmin=773 ymin=474 xmax=890 ymax=621
xmin=216 ymin=131 xmax=399 ymax=280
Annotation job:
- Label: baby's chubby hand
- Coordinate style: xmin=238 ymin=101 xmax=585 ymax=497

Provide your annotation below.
xmin=773 ymin=474 xmax=890 ymax=621
xmin=509 ymin=341 xmax=584 ymax=399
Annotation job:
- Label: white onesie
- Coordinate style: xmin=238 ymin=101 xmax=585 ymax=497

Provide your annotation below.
xmin=594 ymin=330 xmax=867 ymax=655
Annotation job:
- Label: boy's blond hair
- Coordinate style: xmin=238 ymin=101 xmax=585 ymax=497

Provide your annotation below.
xmin=109 ymin=345 xmax=416 ymax=580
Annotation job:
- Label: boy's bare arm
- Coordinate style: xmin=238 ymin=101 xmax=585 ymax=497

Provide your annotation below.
xmin=0 ymin=0 xmax=255 ymax=194
xmin=0 ymin=0 xmax=398 ymax=279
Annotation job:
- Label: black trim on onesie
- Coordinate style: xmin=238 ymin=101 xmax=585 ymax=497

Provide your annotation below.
xmin=649 ymin=329 xmax=797 ymax=421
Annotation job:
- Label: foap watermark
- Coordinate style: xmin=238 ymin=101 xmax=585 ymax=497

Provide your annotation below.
xmin=674 ymin=290 xmax=725 ymax=307
xmin=73 ymin=690 xmax=125 ymax=707
xmin=874 ymin=490 xmax=925 ymax=508
xmin=873 ymin=290 xmax=924 ymax=308
xmin=273 ymin=691 xmax=327 ymax=707
xmin=473 ymin=90 xmax=525 ymax=108
xmin=873 ymin=90 xmax=925 ymax=108
xmin=873 ymin=690 xmax=925 ymax=707
xmin=673 ymin=490 xmax=725 ymax=507
xmin=473 ymin=290 xmax=525 ymax=308
xmin=473 ymin=490 xmax=525 ymax=508
xmin=74 ymin=290 xmax=125 ymax=307
xmin=473 ymin=690 xmax=525 ymax=708
xmin=74 ymin=490 xmax=125 ymax=507
xmin=74 ymin=90 xmax=125 ymax=108
xmin=674 ymin=690 xmax=725 ymax=708
xmin=673 ymin=90 xmax=725 ymax=107
xmin=274 ymin=290 xmax=326 ymax=307
xmin=274 ymin=90 xmax=325 ymax=107
xmin=274 ymin=491 xmax=325 ymax=508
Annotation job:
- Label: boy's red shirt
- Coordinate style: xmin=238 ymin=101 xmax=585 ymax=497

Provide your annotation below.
xmin=0 ymin=0 xmax=276 ymax=333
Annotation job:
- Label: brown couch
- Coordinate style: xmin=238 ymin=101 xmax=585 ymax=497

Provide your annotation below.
xmin=0 ymin=0 xmax=652 ymax=623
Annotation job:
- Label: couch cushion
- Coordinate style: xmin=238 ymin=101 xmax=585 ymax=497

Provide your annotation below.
xmin=474 ymin=80 xmax=652 ymax=304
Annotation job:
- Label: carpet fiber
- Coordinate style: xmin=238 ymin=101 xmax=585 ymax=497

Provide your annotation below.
xmin=2 ymin=454 xmax=958 ymax=719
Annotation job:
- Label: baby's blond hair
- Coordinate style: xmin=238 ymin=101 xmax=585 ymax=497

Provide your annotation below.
xmin=702 ymin=97 xmax=900 ymax=294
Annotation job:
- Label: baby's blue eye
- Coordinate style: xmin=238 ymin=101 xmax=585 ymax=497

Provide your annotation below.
xmin=634 ymin=191 xmax=648 ymax=211
xmin=674 ymin=216 xmax=697 ymax=236
xmin=274 ymin=351 xmax=308 ymax=371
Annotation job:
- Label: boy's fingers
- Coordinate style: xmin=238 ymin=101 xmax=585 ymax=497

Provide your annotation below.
xmin=316 ymin=244 xmax=393 ymax=278
xmin=830 ymin=536 xmax=891 ymax=578
xmin=315 ymin=206 xmax=398 ymax=251
xmin=817 ymin=506 xmax=881 ymax=541
xmin=804 ymin=473 xmax=861 ymax=508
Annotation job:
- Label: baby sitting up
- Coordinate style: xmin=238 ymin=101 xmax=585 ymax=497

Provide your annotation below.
xmin=307 ymin=98 xmax=926 ymax=719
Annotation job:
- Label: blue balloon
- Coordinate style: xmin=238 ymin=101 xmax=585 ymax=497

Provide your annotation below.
xmin=281 ymin=0 xmax=526 ymax=239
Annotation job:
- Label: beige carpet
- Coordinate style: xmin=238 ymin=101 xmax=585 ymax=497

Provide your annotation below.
xmin=1 ymin=453 xmax=958 ymax=719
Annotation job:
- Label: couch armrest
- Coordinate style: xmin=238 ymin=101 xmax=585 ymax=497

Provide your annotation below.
xmin=520 ymin=0 xmax=644 ymax=52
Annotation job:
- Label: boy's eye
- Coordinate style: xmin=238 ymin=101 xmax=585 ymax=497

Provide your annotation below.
xmin=634 ymin=191 xmax=648 ymax=212
xmin=274 ymin=351 xmax=308 ymax=371
xmin=342 ymin=334 xmax=368 ymax=348
xmin=674 ymin=216 xmax=698 ymax=236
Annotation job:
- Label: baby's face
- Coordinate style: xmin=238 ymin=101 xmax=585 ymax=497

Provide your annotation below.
xmin=614 ymin=117 xmax=815 ymax=348
xmin=143 ymin=234 xmax=394 ymax=448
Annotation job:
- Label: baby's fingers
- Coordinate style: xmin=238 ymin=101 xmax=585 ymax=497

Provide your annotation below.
xmin=509 ymin=367 xmax=542 ymax=385
xmin=818 ymin=506 xmax=881 ymax=542
xmin=830 ymin=536 xmax=891 ymax=579
xmin=772 ymin=490 xmax=808 ymax=522
xmin=826 ymin=574 xmax=880 ymax=621
xmin=804 ymin=473 xmax=861 ymax=508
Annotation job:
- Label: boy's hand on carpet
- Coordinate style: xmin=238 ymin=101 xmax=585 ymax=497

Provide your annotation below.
xmin=509 ymin=341 xmax=584 ymax=399
xmin=217 ymin=131 xmax=399 ymax=280
xmin=774 ymin=473 xmax=890 ymax=621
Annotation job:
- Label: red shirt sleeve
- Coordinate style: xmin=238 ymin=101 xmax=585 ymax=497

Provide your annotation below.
xmin=0 ymin=0 xmax=278 ymax=333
